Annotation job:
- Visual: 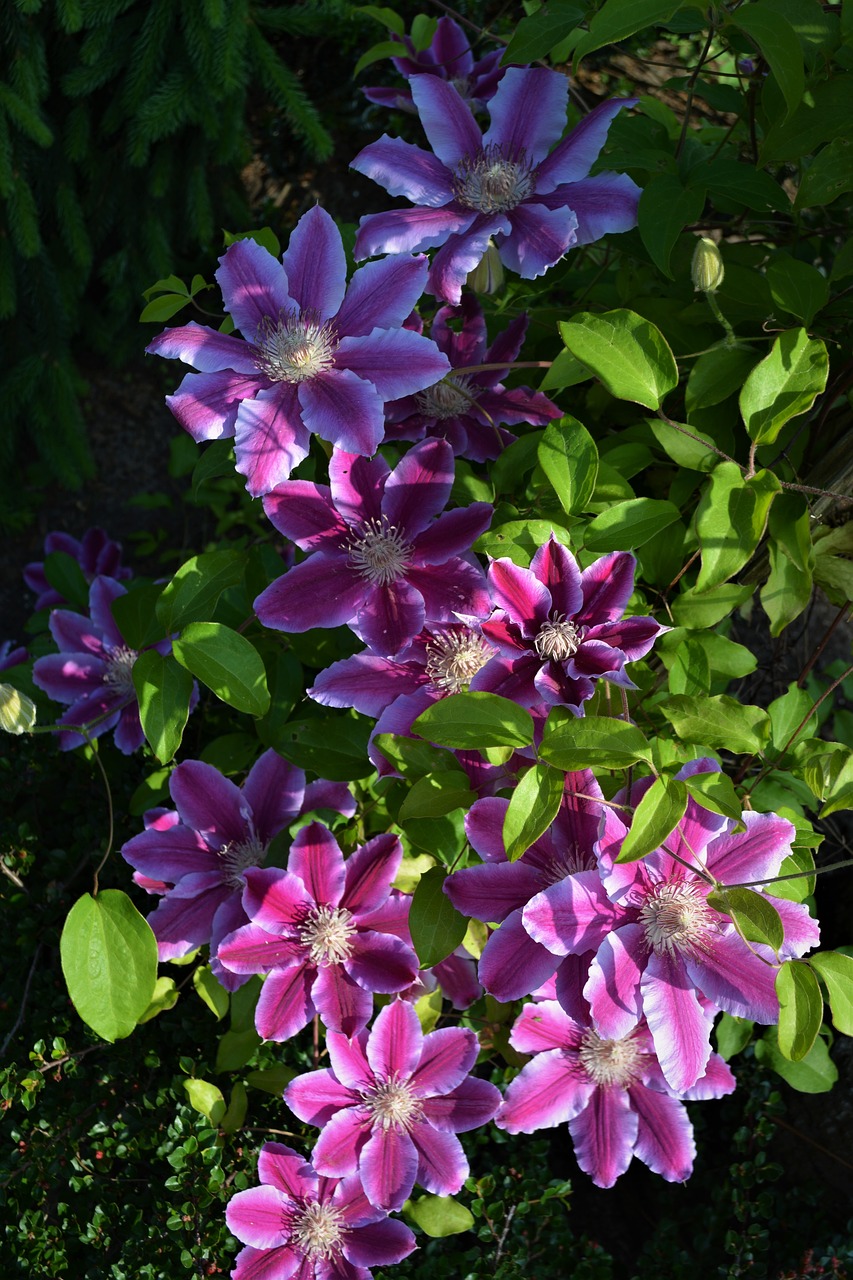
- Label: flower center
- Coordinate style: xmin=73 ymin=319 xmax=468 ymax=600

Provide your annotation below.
xmin=347 ymin=517 xmax=413 ymax=586
xmin=415 ymin=376 xmax=474 ymax=420
xmin=256 ymin=309 xmax=338 ymax=384
xmin=102 ymin=645 xmax=138 ymax=696
xmin=639 ymin=881 xmax=715 ymax=958
xmin=298 ymin=904 xmax=355 ymax=966
xmin=219 ymin=835 xmax=267 ymax=890
xmin=365 ymin=1074 xmax=423 ymax=1132
xmin=291 ymin=1199 xmax=345 ymax=1260
xmin=537 ymin=842 xmax=593 ymax=888
xmin=425 ymin=628 xmax=492 ymax=694
xmin=454 ymin=145 xmax=535 ymax=214
xmin=578 ymin=1029 xmax=642 ymax=1088
xmin=534 ymin=614 xmax=581 ymax=662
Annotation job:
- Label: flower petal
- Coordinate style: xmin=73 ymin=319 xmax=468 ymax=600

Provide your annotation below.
xmin=216 ymin=238 xmax=293 ymax=340
xmin=355 ymin=207 xmax=476 ymax=260
xmin=409 ymin=1026 xmax=478 ymax=1097
xmin=488 ymin=557 xmax=552 ymax=633
xmin=165 ymin=368 xmax=261 ymax=442
xmin=583 ymin=924 xmax=646 ymax=1039
xmin=354 ymin=578 xmax=425 ymax=658
xmin=705 ymin=811 xmax=795 ymax=886
xmin=421 ymin=1075 xmax=501 ymax=1132
xmin=351 ymin=136 xmax=456 ymax=206
xmin=411 ymin=503 xmax=493 ymax=564
xmin=498 ymin=201 xmax=578 ymax=278
xmin=262 ymin=481 xmax=347 ymax=549
xmin=147 ymin=321 xmax=260 ymax=373
xmin=684 ymin=928 xmax=780 ymax=1023
xmin=255 ymin=963 xmax=318 ymax=1042
xmin=285 ymin=1068 xmax=360 ymax=1128
xmin=299 ymin=368 xmax=385 ymax=456
xmin=359 ymin=1126 xmax=418 ymax=1211
xmin=254 ymin=555 xmax=365 ymax=634
xmin=337 ymin=254 xmax=431 ymax=335
xmin=280 ymin=205 xmax=347 ymax=320
xmin=288 ymin=822 xmax=347 ymax=907
xmin=343 ymin=1218 xmax=416 ymax=1268
xmin=629 ymin=1085 xmax=695 ymax=1182
xmin=642 ymin=951 xmax=713 ymax=1092
xmin=498 ymin=1049 xmax=594 ymax=1133
xmin=258 ymin=1142 xmax=318 ymax=1199
xmin=367 ymin=999 xmax=423 ymax=1080
xmin=536 ymin=99 xmax=637 ymax=190
xmin=554 ymin=172 xmax=642 ymax=243
xmin=483 ymin=67 xmax=568 ymax=166
xmin=225 ymin=1186 xmax=291 ymax=1249
xmin=343 ymin=834 xmax=403 ymax=916
xmin=242 ymin=750 xmax=305 ymax=842
xmin=382 ymin=438 xmax=454 ymax=536
xmin=169 ymin=759 xmax=246 ymax=843
xmin=347 ymin=931 xmax=419 ymax=995
xmin=234 ymin=384 xmax=310 ymax=496
xmin=336 ymin=328 xmax=450 ymax=401
xmin=530 ymin=535 xmax=583 ymax=619
xmin=509 ymin=999 xmax=581 ymax=1054
xmin=410 ymin=75 xmax=483 ymax=171
xmin=409 ymin=1124 xmax=469 ymax=1197
xmin=523 ymin=871 xmax=619 ymax=957
xmin=568 ymin=1085 xmax=638 ymax=1188
xmin=428 ymin=215 xmax=509 ymax=303
xmin=311 ymin=964 xmax=374 ymax=1037
xmin=478 ymin=909 xmax=559 ymax=1002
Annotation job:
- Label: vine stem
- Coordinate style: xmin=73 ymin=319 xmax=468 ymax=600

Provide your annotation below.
xmin=797 ymin=602 xmax=851 ymax=687
xmin=674 ymin=24 xmax=716 ymax=161
xmin=453 ymin=360 xmax=553 ymax=374
xmin=725 ymin=856 xmax=853 ymax=891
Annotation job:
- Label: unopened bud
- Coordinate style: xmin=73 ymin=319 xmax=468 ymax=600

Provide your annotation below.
xmin=466 ymin=240 xmax=504 ymax=295
xmin=691 ymin=237 xmax=724 ymax=293
xmin=0 ymin=684 xmax=36 ymax=735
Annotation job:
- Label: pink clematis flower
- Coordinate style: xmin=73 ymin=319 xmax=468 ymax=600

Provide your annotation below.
xmin=284 ymin=998 xmax=501 ymax=1210
xmin=497 ymin=1000 xmax=735 ymax=1188
xmin=217 ymin=823 xmax=419 ymax=1040
xmin=226 ymin=1141 xmax=416 ymax=1280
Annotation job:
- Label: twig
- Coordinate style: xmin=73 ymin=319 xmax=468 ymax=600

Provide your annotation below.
xmin=0 ymin=944 xmax=42 ymax=1060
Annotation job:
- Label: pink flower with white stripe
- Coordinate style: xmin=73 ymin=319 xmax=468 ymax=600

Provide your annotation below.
xmin=284 ymin=998 xmax=501 ymax=1211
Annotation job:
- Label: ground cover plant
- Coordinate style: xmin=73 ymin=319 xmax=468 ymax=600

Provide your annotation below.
xmin=3 ymin=0 xmax=853 ymax=1275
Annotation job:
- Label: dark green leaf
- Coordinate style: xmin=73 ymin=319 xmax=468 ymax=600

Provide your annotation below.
xmin=766 ymin=256 xmax=829 ymax=325
xmin=707 ymin=887 xmax=784 ymax=952
xmin=132 ymin=650 xmax=195 ymax=763
xmin=584 ymin=498 xmax=680 ymax=552
xmin=398 ymin=771 xmax=475 ymax=821
xmin=60 ymin=891 xmax=158 ymax=1042
xmin=537 ymin=416 xmax=599 ymax=516
xmin=274 ymin=713 xmax=375 ymax=781
xmin=42 ymin=551 xmax=90 ymax=610
xmin=111 ymin=583 xmax=166 ymax=649
xmin=574 ymin=0 xmax=687 ymax=59
xmin=172 ymin=622 xmax=270 ymax=716
xmin=409 ymin=866 xmax=468 ymax=967
xmin=156 ymin=551 xmax=247 ymax=632
xmin=541 ymin=715 xmax=653 ymax=770
xmin=795 ymin=135 xmax=853 ymax=209
xmin=730 ymin=6 xmax=805 ymax=119
xmin=685 ymin=346 xmax=761 ymax=415
xmin=638 ymin=174 xmax=706 ymax=278
xmin=714 ymin=1012 xmax=754 ymax=1060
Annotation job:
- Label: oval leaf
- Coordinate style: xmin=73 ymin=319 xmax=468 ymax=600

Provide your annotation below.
xmin=133 ymin=650 xmax=195 ymax=763
xmin=540 ymin=715 xmax=653 ymax=770
xmin=156 ymin=550 xmax=247 ymax=632
xmin=537 ymin=415 xmax=599 ymax=516
xmin=559 ymin=310 xmax=677 ymax=409
xmin=183 ymin=1078 xmax=226 ymax=1126
xmin=584 ymin=498 xmax=681 ymax=552
xmin=617 ymin=777 xmax=688 ymax=864
xmin=810 ymin=951 xmax=853 ymax=1036
xmin=413 ymin=692 xmax=534 ymax=750
xmin=708 ymin=886 xmax=784 ymax=953
xmin=404 ymin=1194 xmax=474 ymax=1237
xmin=409 ymin=866 xmax=468 ymax=968
xmin=739 ymin=329 xmax=829 ymax=447
xmin=60 ymin=891 xmax=158 ymax=1042
xmin=172 ymin=622 xmax=270 ymax=716
xmin=775 ymin=960 xmax=822 ymax=1061
xmin=503 ymin=762 xmax=564 ymax=862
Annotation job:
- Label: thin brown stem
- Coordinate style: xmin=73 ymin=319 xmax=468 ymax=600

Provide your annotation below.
xmin=798 ymin=603 xmax=851 ymax=687
xmin=675 ymin=25 xmax=716 ymax=161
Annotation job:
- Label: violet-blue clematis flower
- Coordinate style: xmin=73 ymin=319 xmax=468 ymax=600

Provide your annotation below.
xmin=471 ymin=534 xmax=666 ymax=712
xmin=121 ymin=751 xmax=353 ymax=991
xmin=284 ymin=998 xmax=501 ymax=1211
xmin=31 ymin=575 xmax=168 ymax=753
xmin=523 ymin=761 xmax=821 ymax=1093
xmin=0 ymin=641 xmax=27 ymax=672
xmin=146 ymin=205 xmax=451 ymax=496
xmin=496 ymin=1000 xmax=735 ymax=1188
xmin=362 ymin=16 xmax=505 ymax=114
xmin=217 ymin=822 xmax=419 ymax=1039
xmin=254 ymin=438 xmax=493 ymax=658
xmin=225 ymin=1141 xmax=416 ymax=1280
xmin=352 ymin=67 xmax=640 ymax=303
xmin=24 ymin=527 xmax=132 ymax=612
xmin=383 ymin=295 xmax=561 ymax=461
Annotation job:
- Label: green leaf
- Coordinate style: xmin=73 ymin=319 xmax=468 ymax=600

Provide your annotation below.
xmin=695 ymin=462 xmax=781 ymax=592
xmin=503 ymin=763 xmax=565 ymax=862
xmin=730 ymin=5 xmax=805 ymax=118
xmin=139 ymin=293 xmax=192 ymax=323
xmin=714 ymin=1012 xmax=754 ymax=1060
xmin=638 ymin=174 xmax=706 ymax=278
xmin=132 ymin=651 xmax=195 ymax=764
xmin=584 ymin=498 xmax=681 ymax=552
xmin=409 ymin=866 xmax=468 ymax=967
xmin=647 ymin=417 xmax=719 ymax=472
xmin=373 ymin=734 xmax=457 ymax=780
xmin=138 ymin=976 xmax=179 ymax=1023
xmin=223 ymin=227 xmax=281 ymax=256
xmin=475 ymin=518 xmax=574 ymax=567
xmin=60 ymin=891 xmax=158 ymax=1042
xmin=357 ymin=5 xmax=406 ymax=35
xmin=537 ymin=416 xmax=599 ymax=516
xmin=156 ymin=551 xmax=247 ymax=632
xmin=759 ymin=75 xmax=853 ymax=164
xmin=796 ymin=135 xmax=853 ymax=209
xmin=670 ymin=582 xmax=755 ymax=629
xmin=658 ymin=694 xmax=771 ymax=754
xmin=739 ymin=329 xmax=829 ymax=447
xmin=172 ymin=622 xmax=270 ymax=716
xmin=707 ymin=887 xmax=784 ymax=952
xmin=685 ymin=346 xmax=761 ymax=416
xmin=810 ymin=952 xmax=853 ymax=1035
xmin=193 ymin=965 xmax=230 ymax=1020
xmin=221 ymin=1081 xmax=249 ymax=1134
xmin=574 ymin=0 xmax=686 ymax=59
xmin=769 ymin=492 xmax=812 ymax=573
xmin=539 ymin=348 xmax=592 ymax=393
xmin=559 ymin=310 xmax=678 ymax=409
xmin=540 ymin=715 xmax=653 ymax=770
xmin=683 ymin=770 xmax=743 ymax=821
xmin=398 ymin=771 xmax=475 ymax=821
xmin=111 ymin=584 xmax=166 ymax=649
xmin=353 ymin=38 xmax=409 ymax=76
xmin=42 ymin=551 xmax=90 ymax=610
xmin=404 ymin=1194 xmax=474 ymax=1237
xmin=192 ymin=441 xmax=236 ymax=499
xmin=771 ymin=846 xmax=815 ymax=904
xmin=616 ymin=777 xmax=688 ymax=863
xmin=215 ymin=1028 xmax=262 ymax=1073
xmin=413 ymin=692 xmax=534 ymax=750
xmin=410 ymin=14 xmax=438 ymax=50
xmin=274 ymin=713 xmax=375 ymax=781
xmin=775 ymin=960 xmax=822 ymax=1059
xmin=246 ymin=1064 xmax=297 ymax=1095
xmin=768 ymin=683 xmax=817 ymax=755
xmin=766 ymin=255 xmax=829 ymax=326
xmin=183 ymin=1078 xmax=226 ymax=1126
xmin=755 ymin=1028 xmax=837 ymax=1092
xmin=702 ymin=159 xmax=791 ymax=213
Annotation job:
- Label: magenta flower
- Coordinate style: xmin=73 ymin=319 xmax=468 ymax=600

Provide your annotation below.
xmin=444 ymin=771 xmax=608 ymax=1006
xmin=146 ymin=206 xmax=451 ymax=496
xmin=31 ymin=576 xmax=164 ymax=753
xmin=352 ymin=68 xmax=640 ymax=303
xmin=284 ymin=998 xmax=501 ymax=1210
xmin=226 ymin=1141 xmax=416 ymax=1280
xmin=254 ymin=438 xmax=493 ymax=657
xmin=362 ymin=16 xmax=505 ymax=114
xmin=24 ymin=527 xmax=131 ymax=611
xmin=217 ymin=823 xmax=419 ymax=1039
xmin=383 ymin=296 xmax=561 ymax=461
xmin=497 ymin=1000 xmax=735 ymax=1188
xmin=471 ymin=534 xmax=666 ymax=712
xmin=523 ymin=762 xmax=821 ymax=1092
xmin=121 ymin=751 xmax=352 ymax=990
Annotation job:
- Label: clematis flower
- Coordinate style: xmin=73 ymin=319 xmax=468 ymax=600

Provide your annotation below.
xmin=382 ymin=295 xmax=561 ymax=461
xmin=217 ymin=823 xmax=419 ymax=1039
xmin=284 ymin=998 xmax=501 ymax=1211
xmin=444 ymin=771 xmax=608 ymax=1007
xmin=352 ymin=67 xmax=640 ymax=303
xmin=254 ymin=438 xmax=493 ymax=657
xmin=121 ymin=752 xmax=353 ymax=991
xmin=24 ymin=527 xmax=132 ymax=611
xmin=146 ymin=205 xmax=451 ymax=496
xmin=225 ymin=1141 xmax=416 ymax=1280
xmin=0 ymin=641 xmax=27 ymax=672
xmin=362 ymin=16 xmax=505 ymax=113
xmin=31 ymin=576 xmax=168 ymax=753
xmin=496 ymin=1000 xmax=735 ymax=1188
xmin=471 ymin=534 xmax=666 ymax=712
xmin=523 ymin=761 xmax=821 ymax=1092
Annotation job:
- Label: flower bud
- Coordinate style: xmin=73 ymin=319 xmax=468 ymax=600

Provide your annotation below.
xmin=466 ymin=239 xmax=504 ymax=295
xmin=0 ymin=684 xmax=36 ymax=735
xmin=691 ymin=237 xmax=724 ymax=293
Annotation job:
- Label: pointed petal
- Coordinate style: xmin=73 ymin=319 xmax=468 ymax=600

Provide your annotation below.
xmin=347 ymin=931 xmax=419 ymax=995
xmin=146 ymin=881 xmax=231 ymax=958
xmin=311 ymin=964 xmax=374 ymax=1037
xmin=242 ymin=866 xmax=315 ymax=930
xmin=288 ymin=822 xmax=346 ymax=907
xmin=421 ymin=1076 xmax=501 ymax=1132
xmin=231 ymin=1244 xmax=298 ymax=1280
xmin=509 ymin=998 xmax=580 ymax=1053
xmin=498 ymin=1049 xmax=594 ymax=1133
xmin=147 ymin=321 xmax=259 ymax=373
xmin=583 ymin=924 xmax=646 ymax=1039
xmin=367 ymin=999 xmax=423 ymax=1080
xmin=483 ymin=67 xmax=568 ymax=166
xmin=258 ymin=1142 xmax=318 ymax=1198
xmin=523 ymin=871 xmax=619 ymax=957
xmin=285 ymin=1068 xmax=359 ymax=1127
xmin=680 ymin=1051 xmax=736 ymax=1101
xmin=487 ymin=557 xmax=551 ymax=632
xmin=354 ymin=579 xmax=425 ymax=658
xmin=329 ymin=449 xmax=390 ymax=527
xmin=355 ymin=207 xmax=477 ymax=260
xmin=568 ymin=1086 xmax=638 ymax=1188
xmin=444 ymin=861 xmax=542 ymax=923
xmin=326 ymin=1030 xmax=373 ymax=1090
xmin=578 ymin=551 xmax=637 ymax=624
xmin=536 ymin=99 xmax=637 ymax=190
xmin=343 ymin=834 xmax=403 ymax=915
xmin=409 ymin=1026 xmax=478 ymax=1097
xmin=404 ymin=558 xmax=490 ymax=624
xmin=254 ymin=963 xmax=317 ymax=1042
xmin=498 ymin=202 xmax=578 ymax=278
xmin=337 ymin=254 xmax=431 ymax=335
xmin=234 ymin=384 xmax=310 ymax=496
xmin=216 ymin=238 xmax=292 ymax=340
xmin=242 ymin=750 xmax=305 ymax=841
xmin=343 ymin=1218 xmax=416 ymax=1268
xmin=684 ymin=929 xmax=780 ymax=1024
xmin=530 ymin=535 xmax=583 ymax=619
xmin=309 ymin=653 xmax=424 ymax=717
xmin=359 ymin=1126 xmax=418 ymax=1211
xmin=225 ymin=1185 xmax=290 ymax=1249
xmin=380 ymin=437 xmax=454 ymax=537
xmin=165 ymin=368 xmax=260 ymax=442
xmin=558 ymin=172 xmax=642 ymax=243
xmin=464 ymin=796 xmax=510 ymax=861
xmin=478 ymin=909 xmax=559 ymax=1002
xmin=772 ymin=896 xmax=820 ymax=959
xmin=121 ymin=824 xmax=214 ymax=883
xmin=254 ymin=555 xmax=365 ymax=634
xmin=350 ymin=135 xmax=456 ymax=207
xmin=262 ymin=481 xmax=347 ymax=549
xmin=299 ymin=368 xmax=385 ymax=456
xmin=642 ymin=951 xmax=712 ymax=1092
xmin=281 ymin=206 xmax=346 ymax=320
xmin=412 ymin=504 xmax=493 ymax=564
xmin=169 ymin=759 xmax=246 ymax=843
xmin=629 ymin=1085 xmax=695 ymax=1182
xmin=705 ymin=811 xmax=795 ymax=886
xmin=409 ymin=1124 xmax=469 ymax=1196
xmin=428 ymin=215 xmax=509 ymax=304
xmin=410 ymin=76 xmax=483 ymax=170
xmin=336 ymin=328 xmax=450 ymax=401
xmin=217 ymin=923 xmax=302 ymax=973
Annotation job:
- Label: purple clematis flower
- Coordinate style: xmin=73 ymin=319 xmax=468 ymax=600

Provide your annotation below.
xmin=444 ymin=771 xmax=607 ymax=1008
xmin=24 ymin=527 xmax=132 ymax=611
xmin=217 ymin=823 xmax=419 ymax=1039
xmin=31 ymin=575 xmax=167 ymax=753
xmin=352 ymin=68 xmax=640 ymax=303
xmin=362 ymin=16 xmax=505 ymax=114
xmin=146 ymin=206 xmax=451 ymax=496
xmin=523 ymin=761 xmax=821 ymax=1092
xmin=496 ymin=1000 xmax=735 ymax=1188
xmin=471 ymin=534 xmax=666 ymax=712
xmin=383 ymin=295 xmax=561 ymax=461
xmin=254 ymin=438 xmax=493 ymax=657
xmin=0 ymin=641 xmax=27 ymax=672
xmin=284 ymin=998 xmax=501 ymax=1211
xmin=226 ymin=1141 xmax=416 ymax=1280
xmin=121 ymin=751 xmax=353 ymax=991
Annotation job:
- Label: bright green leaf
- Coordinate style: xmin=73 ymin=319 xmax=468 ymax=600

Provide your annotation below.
xmin=584 ymin=498 xmax=680 ymax=552
xmin=132 ymin=650 xmax=195 ymax=764
xmin=708 ymin=887 xmax=784 ymax=952
xmin=60 ymin=891 xmax=158 ymax=1042
xmin=810 ymin=951 xmax=853 ymax=1035
xmin=413 ymin=692 xmax=534 ymax=750
xmin=537 ymin=416 xmax=599 ymax=516
xmin=775 ymin=960 xmax=822 ymax=1059
xmin=503 ymin=762 xmax=564 ymax=862
xmin=540 ymin=715 xmax=653 ymax=770
xmin=404 ymin=1194 xmax=475 ymax=1237
xmin=409 ymin=866 xmax=468 ymax=968
xmin=715 ymin=1012 xmax=754 ymax=1060
xmin=695 ymin=462 xmax=781 ymax=592
xmin=616 ymin=777 xmax=688 ymax=863
xmin=739 ymin=329 xmax=829 ymax=447
xmin=683 ymin=770 xmax=743 ymax=821
xmin=172 ymin=622 xmax=270 ymax=716
xmin=138 ymin=976 xmax=179 ymax=1023
xmin=156 ymin=551 xmax=247 ymax=632
xmin=755 ymin=1028 xmax=837 ymax=1092
xmin=183 ymin=1078 xmax=226 ymax=1126
xmin=398 ymin=771 xmax=475 ymax=821
xmin=475 ymin=518 xmax=573 ymax=567
xmin=139 ymin=293 xmax=193 ymax=323
xmin=658 ymin=694 xmax=771 ymax=754
xmin=559 ymin=310 xmax=677 ymax=409
xmin=193 ymin=965 xmax=230 ymax=1020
